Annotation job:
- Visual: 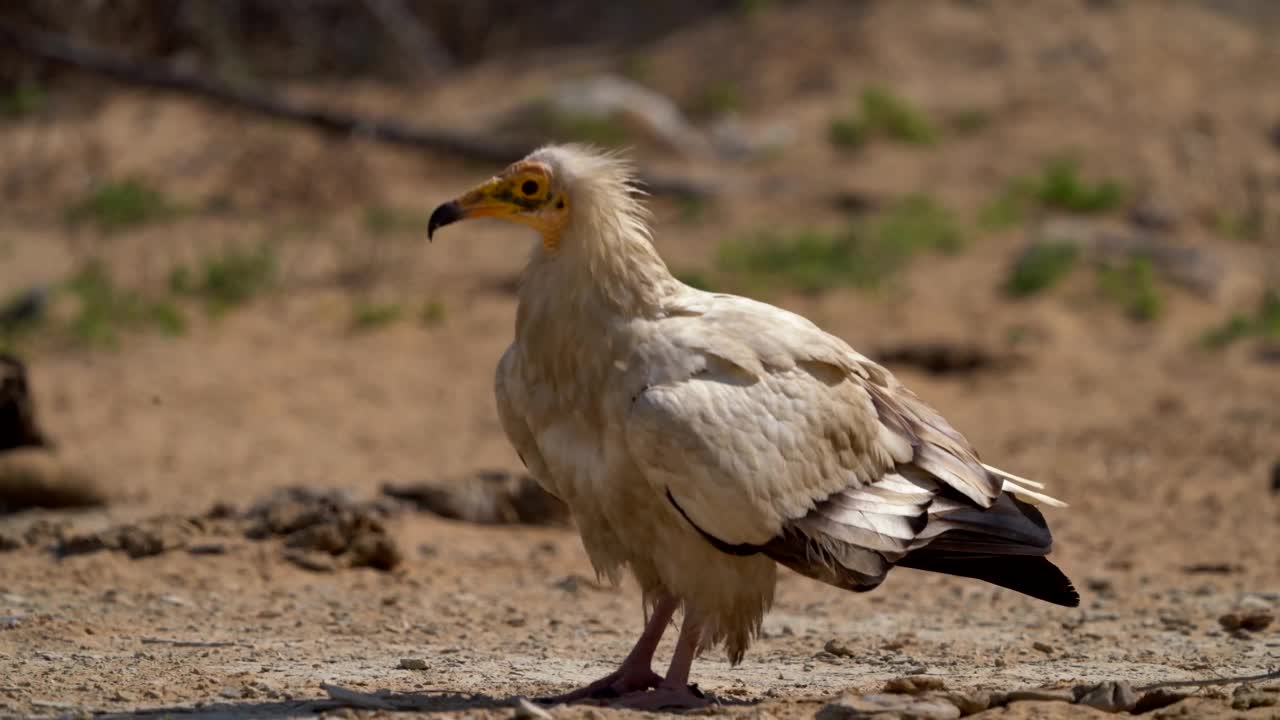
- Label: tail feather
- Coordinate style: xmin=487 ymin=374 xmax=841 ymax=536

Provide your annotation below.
xmin=901 ymin=492 xmax=1079 ymax=606
xmin=897 ymin=552 xmax=1080 ymax=607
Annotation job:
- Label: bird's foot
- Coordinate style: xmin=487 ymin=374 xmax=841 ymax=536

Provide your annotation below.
xmin=538 ymin=666 xmax=663 ymax=704
xmin=614 ymin=683 xmax=711 ymax=711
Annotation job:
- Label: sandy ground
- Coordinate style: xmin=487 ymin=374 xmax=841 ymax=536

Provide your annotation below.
xmin=2 ymin=1 xmax=1279 ymax=718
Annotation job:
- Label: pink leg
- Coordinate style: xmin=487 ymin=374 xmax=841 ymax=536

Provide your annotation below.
xmin=540 ymin=595 xmax=678 ymax=703
xmin=616 ymin=610 xmax=712 ymax=710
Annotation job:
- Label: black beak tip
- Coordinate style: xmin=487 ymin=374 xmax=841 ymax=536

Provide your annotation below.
xmin=427 ymin=201 xmax=465 ymax=241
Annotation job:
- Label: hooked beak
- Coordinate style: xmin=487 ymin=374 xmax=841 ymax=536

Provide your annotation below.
xmin=427 ymin=177 xmax=514 ymax=241
xmin=427 ymin=201 xmax=465 ymax=241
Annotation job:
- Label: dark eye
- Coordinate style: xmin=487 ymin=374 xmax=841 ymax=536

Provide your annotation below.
xmin=521 ymin=180 xmax=539 ymax=196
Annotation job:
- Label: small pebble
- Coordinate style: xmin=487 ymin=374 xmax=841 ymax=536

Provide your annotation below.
xmin=823 ymin=638 xmax=857 ymax=658
xmin=883 ymin=676 xmax=946 ymax=694
xmin=399 ymin=657 xmax=428 ymax=670
xmin=1032 ymin=641 xmax=1054 ymax=654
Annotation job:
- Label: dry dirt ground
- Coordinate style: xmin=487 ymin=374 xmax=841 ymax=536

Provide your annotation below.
xmin=1 ymin=1 xmax=1279 ymax=718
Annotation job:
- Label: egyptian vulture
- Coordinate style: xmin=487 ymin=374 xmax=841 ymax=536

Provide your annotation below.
xmin=428 ymin=145 xmax=1078 ymax=710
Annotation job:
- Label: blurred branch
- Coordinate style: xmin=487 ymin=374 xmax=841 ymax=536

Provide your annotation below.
xmin=0 ymin=21 xmax=715 ymax=201
xmin=360 ymin=0 xmax=456 ymax=75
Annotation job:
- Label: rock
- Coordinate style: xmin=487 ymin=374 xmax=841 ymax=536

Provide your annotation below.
xmin=1085 ymin=577 xmax=1115 ymax=596
xmin=884 ymin=676 xmax=947 ymax=694
xmin=384 ymin=471 xmax=568 ymax=526
xmin=998 ymin=688 xmax=1075 ymax=704
xmin=1029 ymin=219 xmax=1223 ymax=297
xmin=0 ymin=530 xmax=21 ymax=552
xmin=1218 ymin=609 xmax=1274 ymax=632
xmin=346 ymin=529 xmax=402 ymax=571
xmin=1271 ymin=460 xmax=1280 ymax=493
xmin=1232 ymin=685 xmax=1278 ymax=711
xmin=817 ymin=693 xmax=960 ymax=720
xmin=823 ymin=639 xmax=857 ymax=658
xmin=283 ymin=549 xmax=336 ymax=573
xmin=0 ymin=449 xmax=105 ymax=514
xmin=1073 ymin=681 xmax=1138 ymax=712
xmin=398 ymin=657 xmax=428 ymax=670
xmin=511 ymin=696 xmax=553 ymax=720
xmin=1132 ymin=689 xmax=1187 ymax=714
xmin=1128 ymin=199 xmax=1178 ymax=231
xmin=0 ymin=354 xmax=51 ymax=453
xmin=1032 ymin=641 xmax=1054 ymax=654
xmin=945 ymin=690 xmax=991 ymax=715
xmin=1238 ymin=594 xmax=1274 ymax=611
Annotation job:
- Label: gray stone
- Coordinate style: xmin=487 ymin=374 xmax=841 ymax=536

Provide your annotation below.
xmin=817 ymin=693 xmax=960 ymax=720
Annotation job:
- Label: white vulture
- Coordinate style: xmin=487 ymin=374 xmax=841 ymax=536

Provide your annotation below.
xmin=428 ymin=145 xmax=1078 ymax=710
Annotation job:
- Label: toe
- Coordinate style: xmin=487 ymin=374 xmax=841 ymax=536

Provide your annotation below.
xmin=614 ymin=684 xmax=712 ymax=711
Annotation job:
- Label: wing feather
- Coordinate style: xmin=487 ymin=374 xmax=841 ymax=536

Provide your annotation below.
xmin=625 ymin=291 xmax=1072 ymax=603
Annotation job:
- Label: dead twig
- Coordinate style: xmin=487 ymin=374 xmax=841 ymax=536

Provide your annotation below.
xmin=0 ymin=22 xmax=715 ymax=201
xmin=139 ymin=637 xmax=243 ymax=648
xmin=1137 ymin=668 xmax=1280 ymax=692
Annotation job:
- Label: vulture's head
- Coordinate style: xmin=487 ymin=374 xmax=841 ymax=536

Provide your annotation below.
xmin=427 ymin=145 xmax=647 ymax=251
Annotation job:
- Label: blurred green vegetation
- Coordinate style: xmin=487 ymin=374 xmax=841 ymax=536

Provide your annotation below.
xmin=419 ymin=300 xmax=447 ymax=327
xmin=980 ymin=159 xmax=1127 ymax=230
xmin=350 ymin=301 xmax=403 ymax=332
xmin=531 ymin=102 xmax=630 ymax=147
xmin=1210 ymin=209 xmax=1263 ymax=242
xmin=170 ymin=244 xmax=278 ymax=315
xmin=65 ymin=179 xmax=184 ymax=233
xmin=692 ymin=80 xmax=745 ymax=118
xmin=67 ymin=262 xmax=187 ymax=347
xmin=1200 ymin=289 xmax=1280 ymax=349
xmin=829 ymin=87 xmax=939 ymax=151
xmin=1098 ymin=257 xmax=1162 ymax=323
xmin=675 ymin=270 xmax=716 ymax=292
xmin=0 ymin=80 xmax=46 ymax=119
xmin=1004 ymin=241 xmax=1080 ymax=298
xmin=716 ymin=195 xmax=962 ymax=293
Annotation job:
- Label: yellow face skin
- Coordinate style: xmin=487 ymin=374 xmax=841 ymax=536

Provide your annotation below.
xmin=428 ymin=160 xmax=571 ymax=250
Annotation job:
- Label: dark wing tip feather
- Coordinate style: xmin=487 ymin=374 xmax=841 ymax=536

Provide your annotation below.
xmin=898 ymin=553 xmax=1079 ymax=607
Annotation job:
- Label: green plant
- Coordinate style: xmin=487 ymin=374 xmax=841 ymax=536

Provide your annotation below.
xmin=1211 ymin=209 xmax=1263 ymax=242
xmin=1098 ymin=257 xmax=1162 ymax=322
xmin=695 ymin=81 xmax=744 ymax=117
xmin=979 ymin=160 xmax=1126 ymax=231
xmin=532 ymin=102 xmax=630 ymax=147
xmin=979 ymin=179 xmax=1036 ymax=231
xmin=717 ymin=195 xmax=961 ymax=293
xmin=1200 ymin=289 xmax=1280 ymax=349
xmin=65 ymin=261 xmax=186 ymax=347
xmin=859 ymin=87 xmax=938 ymax=146
xmin=350 ymin=301 xmax=402 ymax=332
xmin=1036 ymin=158 xmax=1126 ymax=213
xmin=1004 ymin=241 xmax=1080 ymax=297
xmin=1 ymin=81 xmax=46 ymax=118
xmin=171 ymin=244 xmax=277 ymax=314
xmin=419 ymin=300 xmax=446 ymax=327
xmin=65 ymin=179 xmax=182 ymax=233
xmin=876 ymin=194 xmax=964 ymax=255
xmin=828 ymin=115 xmax=869 ymax=151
